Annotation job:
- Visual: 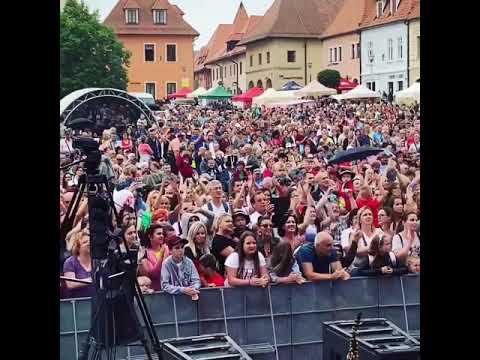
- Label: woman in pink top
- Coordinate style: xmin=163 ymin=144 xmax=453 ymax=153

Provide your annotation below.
xmin=138 ymin=136 xmax=154 ymax=163
xmin=138 ymin=224 xmax=170 ymax=291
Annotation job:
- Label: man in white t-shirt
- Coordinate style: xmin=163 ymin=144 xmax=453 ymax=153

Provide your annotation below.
xmin=202 ymin=180 xmax=231 ymax=217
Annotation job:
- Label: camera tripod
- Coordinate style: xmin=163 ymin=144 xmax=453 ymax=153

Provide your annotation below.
xmin=60 ymin=150 xmax=163 ymax=360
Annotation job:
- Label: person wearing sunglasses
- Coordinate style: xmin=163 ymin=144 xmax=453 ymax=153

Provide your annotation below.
xmin=256 ymin=216 xmax=281 ymax=261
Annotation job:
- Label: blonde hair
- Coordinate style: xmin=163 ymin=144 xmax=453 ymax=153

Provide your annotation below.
xmin=69 ymin=230 xmax=89 ymax=257
xmin=213 ymin=213 xmax=232 ymax=234
xmin=358 ymin=206 xmax=375 ymax=232
xmin=185 ymin=222 xmax=210 ymax=258
xmin=146 ymin=190 xmax=160 ymax=212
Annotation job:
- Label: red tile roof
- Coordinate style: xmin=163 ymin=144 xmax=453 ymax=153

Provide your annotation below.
xmin=322 ymin=0 xmax=366 ymax=39
xmin=359 ymin=0 xmax=420 ymax=29
xmin=228 ymin=2 xmax=250 ymax=42
xmin=104 ymin=0 xmax=199 ymax=36
xmin=238 ymin=0 xmax=345 ymax=45
xmin=194 ymin=24 xmax=234 ymax=72
xmin=124 ymin=0 xmax=140 ymax=9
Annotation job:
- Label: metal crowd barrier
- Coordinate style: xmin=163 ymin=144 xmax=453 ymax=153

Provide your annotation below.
xmin=60 ymin=275 xmax=420 ymax=360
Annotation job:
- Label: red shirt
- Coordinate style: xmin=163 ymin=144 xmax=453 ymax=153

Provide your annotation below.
xmin=203 ymin=272 xmax=225 ymax=287
xmin=356 ymin=197 xmax=381 ymax=227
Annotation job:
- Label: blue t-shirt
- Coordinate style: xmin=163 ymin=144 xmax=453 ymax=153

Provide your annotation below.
xmin=296 ymin=243 xmax=337 ymax=274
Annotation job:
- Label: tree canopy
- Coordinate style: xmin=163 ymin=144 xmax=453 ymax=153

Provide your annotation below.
xmin=60 ymin=0 xmax=131 ymax=99
xmin=317 ymin=69 xmax=341 ymax=89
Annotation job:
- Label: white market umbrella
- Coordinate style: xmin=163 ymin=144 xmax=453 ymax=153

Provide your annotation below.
xmin=395 ymin=82 xmax=420 ymax=105
xmin=186 ymin=87 xmax=207 ymax=98
xmin=252 ymin=88 xmax=299 ymax=106
xmin=295 ymin=80 xmax=337 ymax=97
xmin=335 ymin=84 xmax=381 ymax=100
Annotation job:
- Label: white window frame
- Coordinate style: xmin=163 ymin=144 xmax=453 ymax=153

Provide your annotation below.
xmin=153 ymin=9 xmax=167 ymax=25
xmin=250 ymin=55 xmax=253 ymax=67
xmin=165 ymin=82 xmax=177 ymax=96
xmin=165 ymin=43 xmax=177 ymax=63
xmin=351 ymin=44 xmax=355 ymax=59
xmin=338 ymin=46 xmax=342 ymax=62
xmin=125 ymin=9 xmax=139 ymax=24
xmin=376 ymin=1 xmax=383 ymax=17
xmin=145 ymin=82 xmax=157 ymax=99
xmin=144 ymin=43 xmax=156 ymax=62
xmin=258 ymin=53 xmax=262 ymax=65
xmin=334 ymin=47 xmax=337 ymax=62
xmin=368 ymin=41 xmax=374 ymax=61
xmin=266 ymin=51 xmax=270 ymax=64
xmin=388 ymin=38 xmax=393 ymax=61
xmin=329 ymin=48 xmax=333 ymax=63
xmin=240 ymin=62 xmax=243 ymax=74
xmin=356 ymin=43 xmax=361 ymax=58
xmin=397 ymin=80 xmax=403 ymax=91
xmin=416 ymin=36 xmax=420 ymax=59
xmin=398 ymin=37 xmax=403 ymax=59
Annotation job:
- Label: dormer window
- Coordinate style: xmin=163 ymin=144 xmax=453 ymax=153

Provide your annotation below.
xmin=376 ymin=1 xmax=383 ymax=18
xmin=125 ymin=9 xmax=139 ymax=24
xmin=153 ymin=9 xmax=167 ymax=25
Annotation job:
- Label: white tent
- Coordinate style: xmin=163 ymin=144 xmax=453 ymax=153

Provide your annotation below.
xmin=395 ymin=82 xmax=420 ymax=105
xmin=295 ymin=80 xmax=336 ymax=97
xmin=252 ymin=88 xmax=299 ymax=106
xmin=187 ymin=87 xmax=208 ymax=98
xmin=334 ymin=84 xmax=381 ymax=100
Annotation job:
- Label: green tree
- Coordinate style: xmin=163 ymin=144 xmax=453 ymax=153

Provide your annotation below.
xmin=60 ymin=0 xmax=131 ymax=98
xmin=317 ymin=69 xmax=341 ymax=89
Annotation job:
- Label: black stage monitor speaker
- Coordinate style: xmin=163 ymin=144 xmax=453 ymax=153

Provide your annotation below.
xmin=160 ymin=333 xmax=252 ymax=360
xmin=323 ymin=318 xmax=420 ymax=360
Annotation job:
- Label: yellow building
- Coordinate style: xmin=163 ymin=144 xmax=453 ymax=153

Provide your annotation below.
xmin=104 ymin=0 xmax=199 ymax=100
xmin=408 ymin=2 xmax=420 ymax=85
xmin=237 ymin=0 xmax=344 ymax=90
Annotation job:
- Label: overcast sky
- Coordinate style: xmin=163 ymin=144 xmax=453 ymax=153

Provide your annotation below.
xmin=82 ymin=0 xmax=274 ymax=50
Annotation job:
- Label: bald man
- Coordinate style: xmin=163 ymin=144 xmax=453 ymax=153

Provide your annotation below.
xmin=295 ymin=232 xmax=350 ymax=281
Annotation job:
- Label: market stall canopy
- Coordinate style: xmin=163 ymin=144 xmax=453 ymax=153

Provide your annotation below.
xmin=395 ymin=82 xmax=420 ymax=105
xmin=198 ymin=85 xmax=233 ymax=99
xmin=280 ymin=81 xmax=303 ymax=91
xmin=186 ymin=87 xmax=207 ymax=98
xmin=337 ymin=78 xmax=357 ymax=91
xmin=167 ymin=87 xmax=192 ymax=100
xmin=295 ymin=80 xmax=337 ymax=97
xmin=252 ymin=88 xmax=300 ymax=106
xmin=334 ymin=84 xmax=381 ymax=100
xmin=232 ymin=87 xmax=264 ymax=103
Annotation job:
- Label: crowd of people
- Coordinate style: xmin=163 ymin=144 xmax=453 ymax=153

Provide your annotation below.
xmin=60 ymin=97 xmax=420 ymax=301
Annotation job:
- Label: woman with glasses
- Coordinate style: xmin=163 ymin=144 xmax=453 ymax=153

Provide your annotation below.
xmin=377 ymin=207 xmax=395 ymax=237
xmin=256 ymin=216 xmax=280 ymax=261
xmin=63 ymin=229 xmax=94 ymax=298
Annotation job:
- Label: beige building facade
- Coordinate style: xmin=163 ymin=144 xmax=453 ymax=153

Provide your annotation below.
xmin=245 ymin=38 xmax=324 ymax=90
xmin=408 ymin=18 xmax=420 ymax=85
xmin=210 ymin=53 xmax=247 ymax=94
xmin=322 ymin=34 xmax=360 ymax=82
